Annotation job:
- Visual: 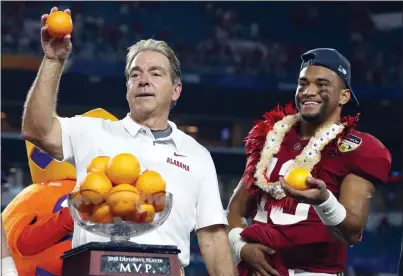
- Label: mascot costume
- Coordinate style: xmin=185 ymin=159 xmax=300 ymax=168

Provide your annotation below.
xmin=2 ymin=109 xmax=118 ymax=276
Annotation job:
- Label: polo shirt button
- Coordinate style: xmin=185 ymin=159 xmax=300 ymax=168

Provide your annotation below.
xmin=142 ymin=130 xmax=146 ymax=133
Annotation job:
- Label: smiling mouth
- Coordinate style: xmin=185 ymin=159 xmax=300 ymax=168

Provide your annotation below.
xmin=302 ymin=101 xmax=322 ymax=106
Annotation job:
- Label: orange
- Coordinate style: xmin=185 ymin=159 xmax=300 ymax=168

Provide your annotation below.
xmin=284 ymin=168 xmax=312 ymax=191
xmin=71 ymin=192 xmax=93 ymax=215
xmin=135 ymin=170 xmax=166 ymax=195
xmin=46 ymin=11 xmax=73 ymax=38
xmin=106 ymin=153 xmax=141 ymax=185
xmin=87 ymin=156 xmax=110 ymax=174
xmin=106 ymin=184 xmax=141 ymax=217
xmin=138 ymin=192 xmax=165 ymax=209
xmin=151 ymin=192 xmax=166 ymax=213
xmin=134 ymin=204 xmax=155 ymax=223
xmin=91 ymin=202 xmax=113 ymax=223
xmin=79 ymin=172 xmax=113 ymax=205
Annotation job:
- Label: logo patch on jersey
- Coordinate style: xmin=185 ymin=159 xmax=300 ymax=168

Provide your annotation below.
xmin=293 ymin=143 xmax=302 ymax=151
xmin=338 ymin=134 xmax=362 ymax=153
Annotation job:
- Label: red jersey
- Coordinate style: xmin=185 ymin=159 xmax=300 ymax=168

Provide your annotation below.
xmin=246 ymin=126 xmax=391 ymax=273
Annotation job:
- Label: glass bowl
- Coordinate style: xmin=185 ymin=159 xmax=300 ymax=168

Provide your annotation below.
xmin=67 ymin=192 xmax=173 ymax=241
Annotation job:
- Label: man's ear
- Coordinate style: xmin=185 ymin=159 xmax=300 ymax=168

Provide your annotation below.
xmin=339 ymin=89 xmax=351 ymax=106
xmin=172 ymin=82 xmax=182 ymax=102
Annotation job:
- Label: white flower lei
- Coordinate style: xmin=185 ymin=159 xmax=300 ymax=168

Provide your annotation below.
xmin=254 ymin=114 xmax=345 ymax=200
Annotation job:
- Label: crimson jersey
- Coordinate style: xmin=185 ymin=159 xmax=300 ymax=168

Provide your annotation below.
xmin=249 ymin=126 xmax=391 ymax=273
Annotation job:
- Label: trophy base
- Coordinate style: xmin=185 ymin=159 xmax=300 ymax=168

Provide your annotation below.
xmin=61 ymin=241 xmax=182 ymax=276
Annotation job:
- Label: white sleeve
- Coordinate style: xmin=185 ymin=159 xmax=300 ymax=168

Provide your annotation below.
xmin=195 ymin=151 xmax=228 ymax=230
xmin=55 ymin=116 xmax=91 ymax=164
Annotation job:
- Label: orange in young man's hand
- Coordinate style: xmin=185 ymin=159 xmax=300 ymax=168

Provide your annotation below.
xmin=80 ymin=172 xmax=113 ymax=204
xmin=106 ymin=153 xmax=141 ymax=185
xmin=106 ymin=184 xmax=141 ymax=217
xmin=87 ymin=156 xmax=110 ymax=174
xmin=91 ymin=202 xmax=113 ymax=223
xmin=135 ymin=170 xmax=166 ymax=195
xmin=46 ymin=11 xmax=73 ymax=38
xmin=284 ymin=168 xmax=312 ymax=191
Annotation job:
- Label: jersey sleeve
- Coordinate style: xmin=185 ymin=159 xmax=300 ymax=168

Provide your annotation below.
xmin=55 ymin=116 xmax=94 ymax=164
xmin=195 ymin=150 xmax=228 ymax=230
xmin=348 ymin=133 xmax=392 ymax=184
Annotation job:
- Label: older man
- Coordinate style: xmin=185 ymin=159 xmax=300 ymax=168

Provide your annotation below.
xmin=22 ymin=7 xmax=236 ymax=276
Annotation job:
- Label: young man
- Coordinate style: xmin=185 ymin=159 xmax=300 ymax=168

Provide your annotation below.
xmin=227 ymin=48 xmax=392 ymax=276
xmin=22 ymin=7 xmax=236 ymax=276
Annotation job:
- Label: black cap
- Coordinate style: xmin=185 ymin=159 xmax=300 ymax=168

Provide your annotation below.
xmin=300 ymin=48 xmax=359 ymax=106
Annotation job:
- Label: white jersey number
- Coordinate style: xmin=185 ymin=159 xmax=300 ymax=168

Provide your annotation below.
xmin=253 ymin=158 xmax=311 ymax=225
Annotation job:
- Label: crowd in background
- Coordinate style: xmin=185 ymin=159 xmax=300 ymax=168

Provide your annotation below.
xmin=2 ymin=2 xmax=402 ymax=86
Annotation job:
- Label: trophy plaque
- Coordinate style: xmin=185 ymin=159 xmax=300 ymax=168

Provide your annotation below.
xmin=61 ymin=192 xmax=181 ymax=276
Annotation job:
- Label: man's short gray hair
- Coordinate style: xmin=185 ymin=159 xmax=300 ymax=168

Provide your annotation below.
xmin=125 ymin=39 xmax=182 ymax=84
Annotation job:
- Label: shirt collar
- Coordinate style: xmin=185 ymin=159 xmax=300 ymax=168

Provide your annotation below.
xmin=122 ymin=113 xmax=183 ymax=150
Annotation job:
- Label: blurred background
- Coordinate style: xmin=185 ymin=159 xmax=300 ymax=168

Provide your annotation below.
xmin=1 ymin=1 xmax=402 ymax=276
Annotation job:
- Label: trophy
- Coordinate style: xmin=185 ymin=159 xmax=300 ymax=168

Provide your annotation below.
xmin=61 ymin=189 xmax=181 ymax=276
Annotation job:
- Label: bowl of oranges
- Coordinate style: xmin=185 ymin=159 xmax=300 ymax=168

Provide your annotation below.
xmin=67 ymin=153 xmax=172 ymax=240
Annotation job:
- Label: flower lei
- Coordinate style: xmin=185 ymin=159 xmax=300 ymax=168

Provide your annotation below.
xmin=254 ymin=114 xmax=345 ymax=200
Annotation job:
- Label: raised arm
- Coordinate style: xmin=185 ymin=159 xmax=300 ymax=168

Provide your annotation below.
xmin=21 ymin=7 xmax=72 ymax=160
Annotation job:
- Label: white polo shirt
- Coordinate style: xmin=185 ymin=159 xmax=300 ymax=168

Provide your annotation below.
xmin=56 ymin=114 xmax=228 ymax=266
